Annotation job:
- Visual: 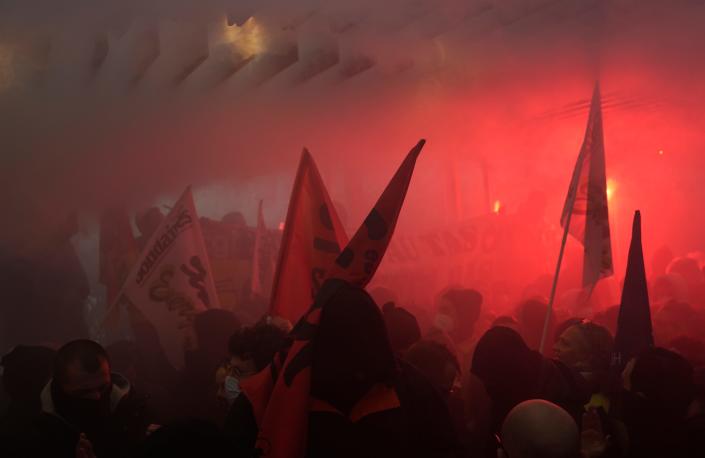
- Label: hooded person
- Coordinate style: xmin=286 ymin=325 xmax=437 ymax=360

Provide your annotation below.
xmin=382 ymin=302 xmax=422 ymax=355
xmin=30 ymin=340 xmax=149 ymax=458
xmin=515 ymin=298 xmax=554 ymax=354
xmin=621 ymin=347 xmax=704 ymax=457
xmin=225 ymin=279 xmax=457 ymax=458
xmin=471 ymin=327 xmax=590 ymax=442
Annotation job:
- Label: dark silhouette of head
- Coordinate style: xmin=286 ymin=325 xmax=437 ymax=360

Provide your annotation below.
xmin=667 ymin=335 xmax=705 ymax=368
xmin=135 ymin=207 xmax=164 ymax=240
xmin=471 ymin=327 xmax=542 ymax=431
xmin=404 ymin=340 xmax=459 ymax=396
xmin=52 ymin=340 xmax=113 ymax=430
xmin=492 ymin=315 xmax=521 ymax=333
xmin=437 ymin=288 xmax=483 ymax=343
xmin=553 ymin=318 xmax=585 ymax=346
xmin=311 ymin=280 xmax=396 ymax=414
xmin=382 ymin=302 xmax=421 ymax=354
xmin=630 ymin=347 xmax=694 ymax=420
xmin=1 ymin=345 xmax=56 ymax=412
xmin=228 ymin=323 xmax=288 ymax=373
xmin=515 ymin=298 xmax=553 ymax=351
xmin=553 ymin=321 xmax=614 ymax=390
xmin=221 ymin=211 xmax=247 ymax=227
xmin=501 ymin=400 xmax=580 ymax=458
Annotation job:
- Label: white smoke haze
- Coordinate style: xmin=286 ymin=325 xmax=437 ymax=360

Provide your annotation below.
xmin=1 ymin=0 xmax=705 ymax=303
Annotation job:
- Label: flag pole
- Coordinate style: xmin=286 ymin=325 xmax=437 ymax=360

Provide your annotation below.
xmin=539 ymin=184 xmax=579 ymax=353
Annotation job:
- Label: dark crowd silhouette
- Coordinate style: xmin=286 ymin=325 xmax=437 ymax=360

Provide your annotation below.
xmin=2 ymin=249 xmax=705 ymax=458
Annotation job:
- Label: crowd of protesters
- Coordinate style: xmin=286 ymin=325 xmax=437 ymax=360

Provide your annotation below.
xmin=2 ymin=250 xmax=705 ymax=458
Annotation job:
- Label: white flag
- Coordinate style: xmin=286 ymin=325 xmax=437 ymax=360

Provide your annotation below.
xmin=112 ymin=187 xmax=220 ymax=369
xmin=561 ymin=83 xmax=613 ymax=289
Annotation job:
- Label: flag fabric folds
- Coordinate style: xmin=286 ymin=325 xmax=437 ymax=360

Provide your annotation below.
xmin=613 ymin=210 xmax=653 ymax=369
xmin=241 ymin=139 xmax=426 ymax=458
xmin=561 ymin=84 xmax=614 ymax=289
xmin=107 ymin=187 xmax=220 ymax=369
xmin=268 ymin=149 xmax=349 ymax=324
xmin=327 ymin=139 xmax=425 ymax=286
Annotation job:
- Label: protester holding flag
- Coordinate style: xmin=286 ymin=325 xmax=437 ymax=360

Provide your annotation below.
xmin=227 ymin=278 xmax=457 ymax=458
xmin=232 ymin=140 xmax=429 ymax=458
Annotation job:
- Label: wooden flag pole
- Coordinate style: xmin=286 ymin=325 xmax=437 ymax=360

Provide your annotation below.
xmin=539 ymin=184 xmax=579 ymax=354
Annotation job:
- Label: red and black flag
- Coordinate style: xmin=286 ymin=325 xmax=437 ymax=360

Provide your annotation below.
xmin=241 ymin=139 xmax=425 ymax=458
xmin=613 ymin=210 xmax=653 ymax=369
xmin=268 ymin=150 xmax=349 ymax=325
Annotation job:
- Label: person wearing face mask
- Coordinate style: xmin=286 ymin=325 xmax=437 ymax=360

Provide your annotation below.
xmin=31 ymin=340 xmax=149 ymax=458
xmin=217 ymin=322 xmax=288 ymax=407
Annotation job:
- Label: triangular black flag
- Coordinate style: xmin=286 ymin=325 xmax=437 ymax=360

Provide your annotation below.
xmin=613 ymin=210 xmax=654 ymax=369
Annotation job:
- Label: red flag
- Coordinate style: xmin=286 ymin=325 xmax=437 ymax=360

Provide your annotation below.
xmin=613 ymin=211 xmax=653 ymax=368
xmin=268 ymin=149 xmax=348 ymax=324
xmin=241 ymin=139 xmax=425 ymax=458
xmin=327 ymin=139 xmax=425 ymax=285
xmin=561 ymin=83 xmax=613 ymax=289
xmin=106 ymin=187 xmax=220 ymax=369
xmin=99 ymin=207 xmax=139 ymax=305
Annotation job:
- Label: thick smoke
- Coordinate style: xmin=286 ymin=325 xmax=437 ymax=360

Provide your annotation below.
xmin=1 ymin=0 xmax=705 ymax=305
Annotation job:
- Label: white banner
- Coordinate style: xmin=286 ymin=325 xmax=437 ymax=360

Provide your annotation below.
xmin=115 ymin=187 xmax=220 ymax=369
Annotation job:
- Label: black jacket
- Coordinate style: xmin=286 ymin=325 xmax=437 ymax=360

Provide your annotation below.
xmin=22 ymin=373 xmax=148 ymax=458
xmin=225 ymin=362 xmax=458 ymax=458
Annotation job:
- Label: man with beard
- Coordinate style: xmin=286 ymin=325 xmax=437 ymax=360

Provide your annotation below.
xmin=31 ymin=340 xmax=148 ymax=458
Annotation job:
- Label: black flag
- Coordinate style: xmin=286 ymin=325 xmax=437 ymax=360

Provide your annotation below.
xmin=613 ymin=211 xmax=653 ymax=369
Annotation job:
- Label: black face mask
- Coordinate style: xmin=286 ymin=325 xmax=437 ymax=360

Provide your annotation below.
xmin=51 ymin=381 xmax=112 ymax=432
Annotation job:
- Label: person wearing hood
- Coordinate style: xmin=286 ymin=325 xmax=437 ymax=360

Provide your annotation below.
xmin=226 ymin=279 xmax=457 ymax=458
xmin=470 ymin=326 xmax=590 ymax=457
xmin=30 ymin=340 xmax=149 ymax=458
